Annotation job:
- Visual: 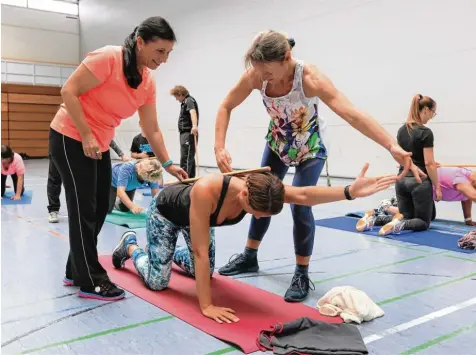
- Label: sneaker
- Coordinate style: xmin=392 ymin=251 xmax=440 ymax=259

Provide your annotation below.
xmin=379 ymin=213 xmax=405 ymax=236
xmin=78 ymin=280 xmax=125 ymax=301
xmin=63 ymin=276 xmax=74 ymax=286
xmin=284 ymin=273 xmax=315 ymax=302
xmin=112 ymin=231 xmax=137 ymax=269
xmin=48 ymin=211 xmax=59 ymax=223
xmin=356 ymin=210 xmax=376 ymax=232
xmin=218 ymin=253 xmax=259 ymax=276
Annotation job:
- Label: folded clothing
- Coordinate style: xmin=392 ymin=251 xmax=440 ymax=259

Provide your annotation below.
xmin=317 ymin=286 xmax=384 ymax=324
xmin=458 ymin=230 xmax=476 ymax=250
xmin=257 ymin=317 xmax=368 ymax=355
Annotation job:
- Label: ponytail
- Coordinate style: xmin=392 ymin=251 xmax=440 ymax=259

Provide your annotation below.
xmin=122 ymin=26 xmax=142 ymax=89
xmin=406 ymin=94 xmax=422 ymax=133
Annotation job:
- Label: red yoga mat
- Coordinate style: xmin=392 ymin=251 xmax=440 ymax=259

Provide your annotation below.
xmin=99 ymin=255 xmax=342 ymax=354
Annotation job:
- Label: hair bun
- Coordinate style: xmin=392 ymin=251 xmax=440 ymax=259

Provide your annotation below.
xmin=288 ymin=38 xmax=296 ymax=49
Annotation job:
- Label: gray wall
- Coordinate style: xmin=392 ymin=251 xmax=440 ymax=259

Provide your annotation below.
xmin=80 ymin=0 xmax=476 ymax=176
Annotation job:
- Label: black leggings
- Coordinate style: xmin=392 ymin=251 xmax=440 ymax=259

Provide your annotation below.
xmin=1 ymin=173 xmax=25 ymax=197
xmin=49 ymin=128 xmax=111 ymax=288
xmin=108 ymin=186 xmax=136 ymax=213
xmin=377 ymin=177 xmax=434 ymax=231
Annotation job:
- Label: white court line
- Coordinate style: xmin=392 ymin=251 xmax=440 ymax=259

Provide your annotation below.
xmin=364 ymin=297 xmax=476 ymax=344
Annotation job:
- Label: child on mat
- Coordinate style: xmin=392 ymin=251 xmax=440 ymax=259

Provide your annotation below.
xmin=1 ymin=145 xmax=25 ymax=200
xmin=357 ymin=167 xmax=476 ymax=233
xmin=109 ymin=159 xmax=163 ymax=214
xmin=111 ymin=164 xmax=396 ymax=324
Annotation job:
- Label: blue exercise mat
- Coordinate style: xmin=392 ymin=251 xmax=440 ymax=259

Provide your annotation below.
xmin=1 ymin=190 xmax=33 ymax=205
xmin=345 ymin=211 xmax=475 ymax=234
xmin=315 ymin=216 xmax=475 ymax=254
xmin=141 ymin=190 xmax=152 ymax=196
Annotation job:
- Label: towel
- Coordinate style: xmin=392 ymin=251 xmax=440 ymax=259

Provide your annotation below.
xmin=317 ymin=286 xmax=384 ymax=324
xmin=458 ymin=230 xmax=476 ymax=250
xmin=257 ymin=317 xmax=368 ymax=355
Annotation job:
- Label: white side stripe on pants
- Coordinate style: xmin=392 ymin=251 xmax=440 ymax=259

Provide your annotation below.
xmin=62 ymin=135 xmax=94 ymax=286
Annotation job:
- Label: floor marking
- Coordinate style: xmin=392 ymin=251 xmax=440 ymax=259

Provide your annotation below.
xmin=205 ymin=347 xmax=236 ymax=355
xmin=377 ymin=272 xmax=476 ymax=306
xmin=364 ymin=297 xmax=476 ymax=344
xmin=444 ymin=254 xmax=476 ymax=263
xmin=399 ymin=321 xmax=476 ymax=355
xmin=18 ymin=315 xmax=174 ymax=354
xmin=312 ymin=251 xmax=446 ymax=284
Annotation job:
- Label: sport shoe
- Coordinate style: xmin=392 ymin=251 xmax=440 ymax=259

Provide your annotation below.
xmin=356 ymin=210 xmax=376 ymax=232
xmin=218 ymin=253 xmax=259 ymax=276
xmin=78 ymin=280 xmax=125 ymax=301
xmin=112 ymin=231 xmax=137 ymax=269
xmin=284 ymin=273 xmax=315 ymax=302
xmin=63 ymin=276 xmax=74 ymax=286
xmin=48 ymin=211 xmax=59 ymax=223
xmin=379 ymin=213 xmax=405 ymax=236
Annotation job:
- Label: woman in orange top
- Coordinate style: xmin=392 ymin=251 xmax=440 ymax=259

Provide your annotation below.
xmin=49 ymin=16 xmax=187 ymax=301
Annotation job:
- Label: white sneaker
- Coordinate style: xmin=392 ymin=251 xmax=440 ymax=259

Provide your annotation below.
xmin=48 ymin=211 xmax=59 ymax=223
xmin=356 ymin=210 xmax=376 ymax=232
xmin=379 ymin=213 xmax=405 ymax=236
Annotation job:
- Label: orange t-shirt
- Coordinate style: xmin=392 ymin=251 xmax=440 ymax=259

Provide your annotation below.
xmin=50 ymin=45 xmax=156 ymax=152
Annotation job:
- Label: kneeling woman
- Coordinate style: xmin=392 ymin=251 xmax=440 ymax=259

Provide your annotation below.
xmin=109 ymin=159 xmax=163 ymax=214
xmin=112 ymin=165 xmax=395 ymax=324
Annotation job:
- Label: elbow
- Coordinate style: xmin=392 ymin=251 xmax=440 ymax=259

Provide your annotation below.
xmin=60 ymin=85 xmax=76 ymax=101
xmin=425 ymin=161 xmax=437 ymax=169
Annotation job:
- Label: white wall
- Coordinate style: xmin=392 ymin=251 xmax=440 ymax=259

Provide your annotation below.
xmin=1 ymin=4 xmax=80 ymax=65
xmin=80 ymin=0 xmax=476 ymax=176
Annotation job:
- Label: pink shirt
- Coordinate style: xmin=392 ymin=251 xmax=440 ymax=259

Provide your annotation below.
xmin=50 ymin=46 xmax=156 ymax=152
xmin=1 ymin=153 xmax=25 ymax=176
xmin=433 ymin=167 xmax=472 ymax=201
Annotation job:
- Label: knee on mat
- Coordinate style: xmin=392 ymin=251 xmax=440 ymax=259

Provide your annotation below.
xmin=146 ymin=280 xmax=168 ymax=291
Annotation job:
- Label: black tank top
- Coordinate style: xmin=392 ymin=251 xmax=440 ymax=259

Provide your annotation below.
xmin=156 ymin=176 xmax=247 ymax=227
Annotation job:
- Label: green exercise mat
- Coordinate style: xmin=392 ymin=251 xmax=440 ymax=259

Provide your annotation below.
xmin=105 ymin=210 xmax=147 ymax=229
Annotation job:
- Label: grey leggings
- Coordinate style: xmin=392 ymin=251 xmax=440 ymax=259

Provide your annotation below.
xmin=376 ymin=177 xmax=435 ymax=231
xmin=108 ymin=186 xmax=136 ymax=213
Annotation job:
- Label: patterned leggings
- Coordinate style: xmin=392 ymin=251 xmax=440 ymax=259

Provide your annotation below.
xmin=131 ymin=196 xmax=216 ymax=290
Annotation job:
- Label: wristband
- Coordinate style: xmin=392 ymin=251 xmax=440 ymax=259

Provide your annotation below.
xmin=162 ymin=160 xmax=173 ymax=168
xmin=465 ymin=217 xmax=472 ymax=222
xmin=344 ymin=185 xmax=354 ymax=200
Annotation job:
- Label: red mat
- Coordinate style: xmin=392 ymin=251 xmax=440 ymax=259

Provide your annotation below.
xmin=99 ymin=255 xmax=342 ymax=354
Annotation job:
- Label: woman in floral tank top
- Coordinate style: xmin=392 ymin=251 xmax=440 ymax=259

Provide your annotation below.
xmin=214 ymin=31 xmax=425 ymax=303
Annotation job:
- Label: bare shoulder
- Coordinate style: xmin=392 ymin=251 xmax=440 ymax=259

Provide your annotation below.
xmin=242 ymin=67 xmax=263 ymax=90
xmin=191 ymin=174 xmax=223 ymax=198
xmin=302 ymin=63 xmax=334 ymax=97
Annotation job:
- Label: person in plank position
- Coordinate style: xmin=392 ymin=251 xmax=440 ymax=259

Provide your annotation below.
xmin=111 ymin=164 xmax=396 ymax=324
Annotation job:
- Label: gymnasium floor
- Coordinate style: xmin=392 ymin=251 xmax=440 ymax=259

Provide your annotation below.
xmin=1 ymin=159 xmax=475 ymax=355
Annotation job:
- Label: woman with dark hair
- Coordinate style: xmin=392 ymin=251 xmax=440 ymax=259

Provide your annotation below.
xmin=362 ymin=94 xmax=440 ymax=236
xmin=1 ymin=144 xmax=25 ymax=200
xmin=111 ymin=165 xmax=395 ymax=324
xmin=215 ymin=30 xmax=426 ymax=303
xmin=49 ymin=16 xmax=187 ymax=301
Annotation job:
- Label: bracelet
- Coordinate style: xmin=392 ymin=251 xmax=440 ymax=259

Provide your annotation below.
xmin=162 ymin=160 xmax=173 ymax=168
xmin=344 ymin=185 xmax=354 ymax=200
xmin=465 ymin=217 xmax=472 ymax=222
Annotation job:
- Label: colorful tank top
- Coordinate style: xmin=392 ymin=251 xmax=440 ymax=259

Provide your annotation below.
xmin=261 ymin=60 xmax=327 ymax=166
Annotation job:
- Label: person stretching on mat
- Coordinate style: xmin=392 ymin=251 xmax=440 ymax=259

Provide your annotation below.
xmin=358 ymin=167 xmax=476 ymax=231
xmin=111 ymin=165 xmax=396 ymax=323
xmin=1 ymin=145 xmax=25 ymax=200
xmin=357 ymin=94 xmax=440 ymax=236
xmin=109 ymin=158 xmax=163 ymax=214
xmin=50 ymin=16 xmax=187 ymax=302
xmin=214 ymin=30 xmax=426 ymax=302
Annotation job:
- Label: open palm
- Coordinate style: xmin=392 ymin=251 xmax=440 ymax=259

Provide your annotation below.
xmin=350 ymin=163 xmax=398 ymax=199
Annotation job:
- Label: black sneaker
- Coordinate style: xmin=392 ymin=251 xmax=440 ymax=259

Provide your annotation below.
xmin=112 ymin=231 xmax=137 ymax=269
xmin=218 ymin=253 xmax=259 ymax=276
xmin=284 ymin=273 xmax=315 ymax=302
xmin=78 ymin=280 xmax=125 ymax=301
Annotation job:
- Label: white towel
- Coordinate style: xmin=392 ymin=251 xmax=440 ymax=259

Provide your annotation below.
xmin=317 ymin=286 xmax=384 ymax=324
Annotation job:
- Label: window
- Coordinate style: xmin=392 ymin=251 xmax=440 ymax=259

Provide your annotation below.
xmin=1 ymin=0 xmax=78 ymax=16
xmin=27 ymin=0 xmax=78 ymax=16
xmin=1 ymin=0 xmax=27 ymax=6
